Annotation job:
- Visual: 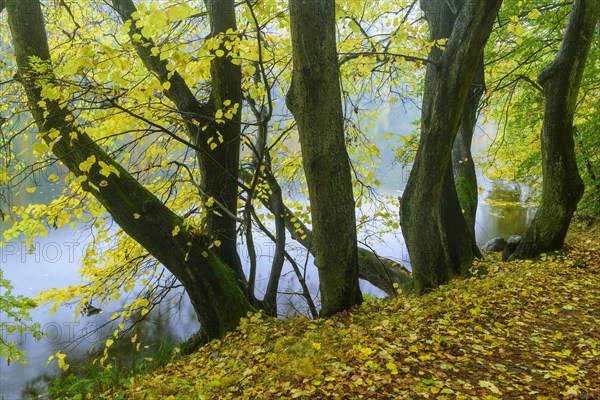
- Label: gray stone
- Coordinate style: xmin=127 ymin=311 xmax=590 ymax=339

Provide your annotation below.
xmin=482 ymin=236 xmax=507 ymax=252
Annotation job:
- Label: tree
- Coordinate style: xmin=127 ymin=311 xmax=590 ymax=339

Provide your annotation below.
xmin=452 ymin=60 xmax=484 ymax=234
xmin=110 ymin=0 xmax=247 ymax=287
xmin=287 ymin=0 xmax=362 ymax=316
xmin=509 ymin=0 xmax=599 ymax=259
xmin=254 ymin=177 xmax=413 ymax=296
xmin=401 ymin=0 xmax=501 ymax=292
xmin=6 ymin=0 xmax=254 ymax=342
xmin=2 ymin=0 xmax=420 ymax=355
xmin=482 ymin=1 xmax=600 ymax=220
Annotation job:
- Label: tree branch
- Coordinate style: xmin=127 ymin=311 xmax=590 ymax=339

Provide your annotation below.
xmin=239 ymin=170 xmax=413 ymax=296
xmin=6 ymin=0 xmax=253 ymax=340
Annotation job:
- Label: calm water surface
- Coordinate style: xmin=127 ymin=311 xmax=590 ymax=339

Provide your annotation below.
xmin=0 ymin=176 xmax=535 ymax=399
xmin=0 ymin=104 xmax=537 ymax=398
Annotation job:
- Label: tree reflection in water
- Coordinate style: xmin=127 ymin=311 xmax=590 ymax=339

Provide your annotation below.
xmin=476 ymin=179 xmax=537 ymax=245
xmin=20 ymin=289 xmax=198 ymax=399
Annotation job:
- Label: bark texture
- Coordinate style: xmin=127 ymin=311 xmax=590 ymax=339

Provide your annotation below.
xmin=452 ymin=60 xmax=484 ymax=234
xmin=111 ymin=0 xmax=245 ymax=282
xmin=239 ymin=169 xmax=414 ymax=297
xmin=7 ymin=0 xmax=254 ymax=341
xmin=509 ymin=0 xmax=598 ymax=260
xmin=264 ymin=182 xmax=413 ymax=296
xmin=201 ymin=0 xmax=244 ymax=272
xmin=401 ymin=0 xmax=501 ymax=292
xmin=287 ymin=0 xmax=362 ymax=316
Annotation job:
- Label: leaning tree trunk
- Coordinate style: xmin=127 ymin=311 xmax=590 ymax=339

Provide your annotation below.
xmin=287 ymin=0 xmax=362 ymax=316
xmin=111 ymin=0 xmax=246 ymax=285
xmin=452 ymin=60 xmax=485 ymax=235
xmin=401 ymin=0 xmax=501 ymax=293
xmin=6 ymin=0 xmax=254 ymax=341
xmin=509 ymin=0 xmax=598 ymax=260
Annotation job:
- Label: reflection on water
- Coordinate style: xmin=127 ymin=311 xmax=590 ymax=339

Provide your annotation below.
xmin=0 ymin=177 xmax=536 ymax=399
xmin=11 ymin=301 xmax=196 ymax=399
xmin=0 ymin=228 xmax=199 ymax=399
xmin=475 ymin=179 xmax=537 ymax=245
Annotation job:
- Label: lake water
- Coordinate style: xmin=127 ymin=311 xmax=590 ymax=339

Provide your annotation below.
xmin=0 ymin=102 xmax=538 ymax=398
xmin=0 ymin=174 xmax=536 ymax=399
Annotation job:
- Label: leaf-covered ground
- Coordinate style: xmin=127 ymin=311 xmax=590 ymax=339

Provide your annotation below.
xmin=105 ymin=226 xmax=599 ymax=399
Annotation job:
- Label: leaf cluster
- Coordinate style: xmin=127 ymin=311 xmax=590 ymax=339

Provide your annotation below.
xmin=0 ymin=269 xmax=43 ymax=365
xmin=483 ymin=0 xmax=600 ymax=216
xmin=96 ymin=226 xmax=600 ymax=399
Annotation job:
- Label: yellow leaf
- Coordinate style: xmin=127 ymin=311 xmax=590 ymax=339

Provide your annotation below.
xmin=46 ymin=355 xmax=55 ymax=366
xmin=133 ymin=213 xmax=141 ymax=219
xmin=26 ymin=187 xmax=37 ymax=193
xmin=57 ymin=358 xmax=69 ymax=371
xmin=386 ymin=362 xmax=398 ymax=374
xmin=360 ymin=347 xmax=373 ymax=356
xmin=106 ymin=339 xmax=114 ymax=348
xmin=478 ymin=380 xmax=501 ymax=394
xmin=166 ymin=4 xmax=192 ymax=21
xmin=32 ymin=142 xmax=48 ymax=155
xmin=311 ymin=342 xmax=321 ymax=351
xmin=172 ymin=225 xmax=180 ymax=236
xmin=141 ymin=308 xmax=149 ymax=316
xmin=528 ymin=9 xmax=540 ymax=20
xmin=162 ymin=81 xmax=171 ymax=90
xmin=48 ymin=174 xmax=59 ymax=182
xmin=78 ymin=155 xmax=96 ymax=173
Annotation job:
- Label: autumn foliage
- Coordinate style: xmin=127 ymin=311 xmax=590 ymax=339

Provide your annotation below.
xmin=95 ymin=225 xmax=600 ymax=399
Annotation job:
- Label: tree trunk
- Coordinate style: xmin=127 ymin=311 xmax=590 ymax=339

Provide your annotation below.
xmin=260 ymin=170 xmax=287 ymax=315
xmin=509 ymin=0 xmax=598 ymax=260
xmin=441 ymin=166 xmax=481 ymax=277
xmin=401 ymin=0 xmax=501 ymax=293
xmin=6 ymin=0 xmax=254 ymax=341
xmin=263 ymin=174 xmax=413 ymax=296
xmin=239 ymin=168 xmax=414 ymax=297
xmin=201 ymin=0 xmax=244 ymax=273
xmin=452 ymin=60 xmax=484 ymax=235
xmin=287 ymin=0 xmax=362 ymax=316
xmin=111 ymin=0 xmax=246 ymax=285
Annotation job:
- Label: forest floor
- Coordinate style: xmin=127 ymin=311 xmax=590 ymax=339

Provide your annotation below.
xmin=103 ymin=220 xmax=599 ymax=400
